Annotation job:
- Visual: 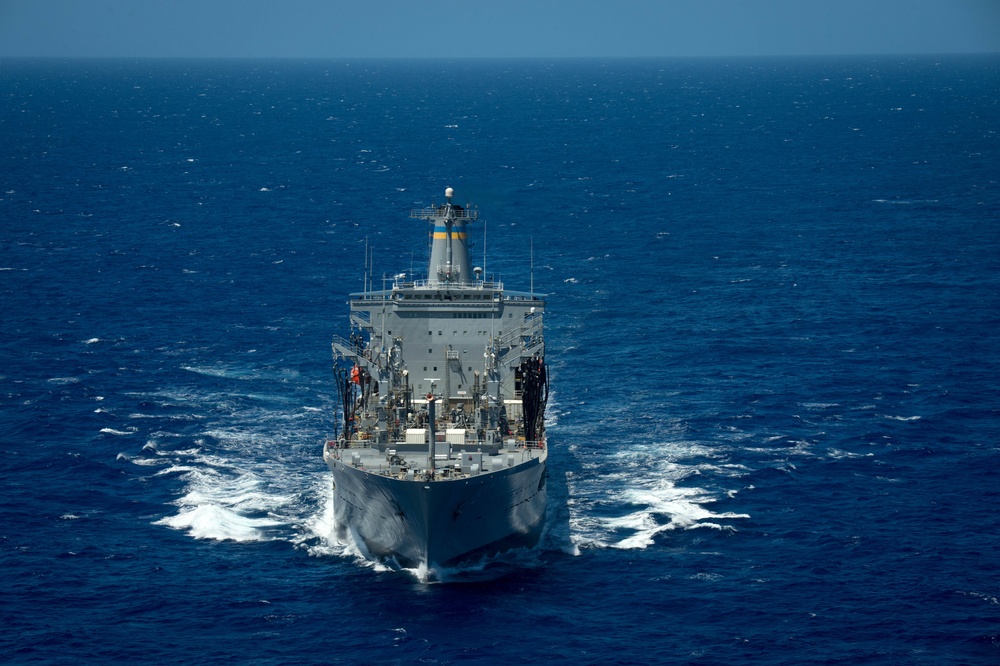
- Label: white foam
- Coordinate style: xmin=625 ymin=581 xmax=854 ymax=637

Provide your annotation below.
xmin=154 ymin=504 xmax=282 ymax=542
xmin=959 ymin=590 xmax=999 ymax=606
xmin=297 ymin=476 xmax=338 ymax=548
xmin=154 ymin=459 xmax=294 ymax=542
xmin=566 ymin=437 xmax=748 ymax=550
xmin=154 ymin=464 xmax=205 ymax=476
xmin=181 ymin=365 xmax=240 ymax=379
xmin=180 ymin=364 xmax=300 ymax=382
xmin=828 ymin=448 xmax=874 ymax=459
xmin=119 ymin=443 xmax=170 ymax=465
xmin=138 ymin=380 xmax=330 ymax=547
xmin=295 ymin=476 xmax=388 ymax=570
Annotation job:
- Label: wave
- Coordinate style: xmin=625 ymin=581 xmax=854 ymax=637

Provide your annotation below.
xmin=181 ymin=364 xmax=301 ymax=382
xmin=153 ymin=460 xmax=298 ymax=542
xmin=565 ymin=437 xmax=749 ymax=550
xmin=181 ymin=364 xmax=253 ymax=379
xmin=48 ymin=376 xmax=81 ymax=385
xmin=116 ymin=378 xmax=333 ymax=546
xmin=117 ymin=453 xmax=166 ymax=467
xmin=100 ymin=427 xmax=137 ymax=436
xmin=827 ymin=448 xmax=875 ymax=459
xmin=154 ymin=504 xmax=284 ymax=542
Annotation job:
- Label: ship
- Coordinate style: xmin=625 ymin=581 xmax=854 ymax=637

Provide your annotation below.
xmin=323 ymin=187 xmax=548 ymax=575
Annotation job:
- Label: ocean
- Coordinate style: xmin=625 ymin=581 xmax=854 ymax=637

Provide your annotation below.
xmin=1 ymin=56 xmax=998 ymax=664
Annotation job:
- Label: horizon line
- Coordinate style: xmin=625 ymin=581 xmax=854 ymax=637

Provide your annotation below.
xmin=2 ymin=51 xmax=998 ymax=61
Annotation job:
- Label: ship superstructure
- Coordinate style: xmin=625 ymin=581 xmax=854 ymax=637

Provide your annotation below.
xmin=323 ymin=188 xmax=548 ymax=573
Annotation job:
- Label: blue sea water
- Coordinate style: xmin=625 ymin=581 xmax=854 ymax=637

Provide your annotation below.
xmin=1 ymin=56 xmax=999 ymax=664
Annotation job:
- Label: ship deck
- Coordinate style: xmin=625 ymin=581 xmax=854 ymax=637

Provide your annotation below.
xmin=324 ymin=439 xmax=546 ymax=482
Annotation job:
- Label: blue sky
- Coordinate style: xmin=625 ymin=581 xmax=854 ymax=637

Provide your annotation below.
xmin=1 ymin=0 xmax=998 ymax=58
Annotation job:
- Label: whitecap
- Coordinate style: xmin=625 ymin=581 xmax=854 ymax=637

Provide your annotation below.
xmin=690 ymin=572 xmax=724 ymax=581
xmin=125 ymin=455 xmax=168 ymax=467
xmin=566 ymin=433 xmax=751 ymax=550
xmin=154 ymin=465 xmax=206 ymax=476
xmin=959 ymin=590 xmax=999 ymax=606
xmin=154 ymin=504 xmax=282 ymax=542
xmin=828 ymin=449 xmax=874 ymax=459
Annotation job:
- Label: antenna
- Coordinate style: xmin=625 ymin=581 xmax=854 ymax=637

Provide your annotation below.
xmin=364 ymin=240 xmax=374 ymax=294
xmin=426 ymin=206 xmax=432 ymax=278
xmin=530 ymin=236 xmax=534 ymax=297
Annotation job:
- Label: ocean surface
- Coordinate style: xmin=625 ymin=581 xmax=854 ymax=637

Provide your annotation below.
xmin=2 ymin=56 xmax=998 ymax=664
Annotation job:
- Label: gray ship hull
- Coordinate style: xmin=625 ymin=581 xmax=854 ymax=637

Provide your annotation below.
xmin=329 ymin=453 xmax=547 ymax=569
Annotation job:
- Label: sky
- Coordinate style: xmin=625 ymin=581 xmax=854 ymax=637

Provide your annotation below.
xmin=0 ymin=0 xmax=998 ymax=59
